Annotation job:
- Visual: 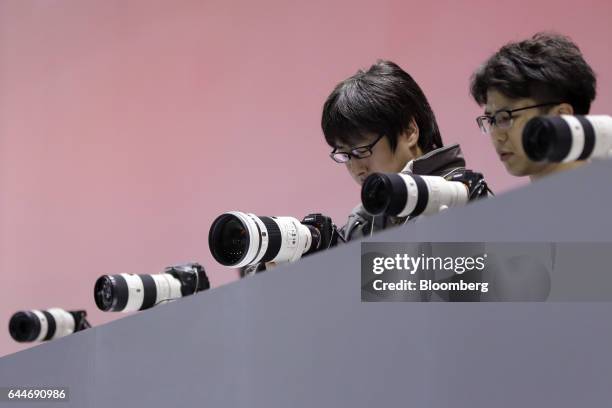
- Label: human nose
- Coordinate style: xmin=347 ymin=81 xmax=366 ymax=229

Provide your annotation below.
xmin=347 ymin=155 xmax=367 ymax=171
xmin=490 ymin=126 xmax=509 ymax=143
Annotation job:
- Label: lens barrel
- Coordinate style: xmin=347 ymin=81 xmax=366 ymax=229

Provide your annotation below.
xmin=9 ymin=309 xmax=79 ymax=343
xmin=209 ymin=211 xmax=325 ymax=268
xmin=523 ymin=115 xmax=603 ymax=162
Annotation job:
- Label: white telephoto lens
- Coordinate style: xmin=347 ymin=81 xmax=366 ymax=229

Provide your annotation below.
xmin=120 ymin=273 xmax=145 ymax=312
xmin=31 ymin=310 xmax=49 ymax=342
xmin=586 ymin=115 xmax=612 ymax=160
xmin=270 ymin=217 xmax=313 ymax=264
xmin=396 ymin=174 xmax=468 ymax=217
xmin=523 ymin=115 xmax=612 ymax=162
xmin=47 ymin=308 xmax=76 ymax=339
xmin=561 ymin=115 xmax=586 ymax=163
xmin=209 ymin=211 xmax=316 ymax=268
xmin=229 ymin=211 xmax=265 ymax=268
xmin=243 ymin=212 xmax=270 ymax=265
xmin=151 ymin=273 xmax=183 ymax=306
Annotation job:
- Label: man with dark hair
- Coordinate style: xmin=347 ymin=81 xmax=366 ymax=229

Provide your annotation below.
xmin=470 ymin=32 xmax=597 ymax=180
xmin=322 ymin=60 xmax=482 ymax=241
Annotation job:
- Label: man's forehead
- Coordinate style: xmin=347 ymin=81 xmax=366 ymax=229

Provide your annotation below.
xmin=334 ymin=132 xmax=377 ymax=149
xmin=484 ymin=90 xmax=513 ymax=112
xmin=484 ymin=90 xmax=537 ymax=114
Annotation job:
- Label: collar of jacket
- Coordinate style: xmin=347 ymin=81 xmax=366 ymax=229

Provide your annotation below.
xmin=405 ymin=144 xmax=466 ymax=176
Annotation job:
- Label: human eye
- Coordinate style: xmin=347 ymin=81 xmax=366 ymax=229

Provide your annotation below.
xmin=495 ymin=111 xmax=512 ymax=127
xmin=351 ymin=147 xmax=371 ymax=158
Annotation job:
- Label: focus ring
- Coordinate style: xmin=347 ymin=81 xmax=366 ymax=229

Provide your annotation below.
xmin=260 ymin=217 xmax=282 ymax=263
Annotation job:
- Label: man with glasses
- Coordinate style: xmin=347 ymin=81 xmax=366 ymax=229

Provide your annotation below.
xmin=470 ymin=32 xmax=597 ymax=181
xmin=322 ymin=60 xmax=483 ymax=241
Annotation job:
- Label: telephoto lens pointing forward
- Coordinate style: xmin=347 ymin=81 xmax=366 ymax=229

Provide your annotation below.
xmin=94 ymin=262 xmax=210 ymax=312
xmin=9 ymin=309 xmax=90 ymax=343
xmin=523 ymin=115 xmax=612 ymax=162
xmin=208 ymin=212 xmax=338 ymax=268
xmin=361 ymin=170 xmax=490 ymax=217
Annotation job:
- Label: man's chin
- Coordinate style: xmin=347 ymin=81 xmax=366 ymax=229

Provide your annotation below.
xmin=504 ymin=162 xmax=529 ymax=177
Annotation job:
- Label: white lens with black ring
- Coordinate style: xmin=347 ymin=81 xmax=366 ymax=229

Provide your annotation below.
xmin=9 ymin=309 xmax=75 ymax=342
xmin=95 ymin=270 xmax=202 ymax=312
xmin=361 ymin=173 xmax=468 ymax=217
xmin=47 ymin=308 xmax=76 ymax=339
xmin=209 ymin=211 xmax=264 ymax=268
xmin=522 ymin=115 xmax=612 ymax=162
xmin=120 ymin=273 xmax=145 ymax=312
xmin=94 ymin=273 xmax=152 ymax=312
xmin=414 ymin=175 xmax=469 ymax=216
xmin=209 ymin=211 xmax=286 ymax=268
xmin=209 ymin=212 xmax=315 ymax=267
xmin=271 ymin=217 xmax=312 ymax=264
xmin=361 ymin=173 xmax=412 ymax=216
xmin=151 ymin=273 xmax=183 ymax=307
xmin=561 ymin=115 xmax=586 ymax=163
xmin=229 ymin=212 xmax=263 ymax=268
xmin=32 ymin=310 xmax=48 ymax=342
xmin=246 ymin=213 xmax=270 ymax=265
xmin=588 ymin=115 xmax=612 ymax=159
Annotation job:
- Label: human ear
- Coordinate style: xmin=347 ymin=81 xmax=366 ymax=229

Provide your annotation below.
xmin=403 ymin=118 xmax=420 ymax=148
xmin=549 ymin=103 xmax=574 ymax=116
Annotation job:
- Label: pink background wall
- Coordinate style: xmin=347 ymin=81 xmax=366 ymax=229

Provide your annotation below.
xmin=1 ymin=0 xmax=610 ymax=357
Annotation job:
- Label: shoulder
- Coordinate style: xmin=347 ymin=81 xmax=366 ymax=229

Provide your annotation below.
xmin=339 ymin=204 xmax=373 ymax=241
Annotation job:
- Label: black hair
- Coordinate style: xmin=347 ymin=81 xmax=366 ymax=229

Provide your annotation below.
xmin=321 ymin=60 xmax=443 ymax=153
xmin=470 ymin=32 xmax=596 ymax=114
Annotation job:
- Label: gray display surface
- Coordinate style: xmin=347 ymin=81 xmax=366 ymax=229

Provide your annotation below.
xmin=2 ymin=161 xmax=612 ymax=407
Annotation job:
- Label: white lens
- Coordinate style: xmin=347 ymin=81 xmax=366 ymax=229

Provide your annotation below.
xmin=31 ymin=310 xmax=48 ymax=342
xmin=119 ymin=273 xmax=145 ymax=312
xmin=396 ymin=174 xmax=468 ymax=217
xmin=47 ymin=308 xmax=76 ymax=339
xmin=151 ymin=273 xmax=183 ymax=306
xmin=421 ymin=176 xmax=469 ymax=215
xmin=270 ymin=217 xmax=312 ymax=264
xmin=210 ymin=212 xmax=317 ymax=268
xmin=586 ymin=115 xmax=612 ymax=160
xmin=245 ymin=213 xmax=269 ymax=265
xmin=561 ymin=115 xmax=585 ymax=163
xmin=230 ymin=211 xmax=261 ymax=268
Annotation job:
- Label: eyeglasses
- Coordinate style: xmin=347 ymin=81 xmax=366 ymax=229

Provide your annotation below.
xmin=330 ymin=134 xmax=385 ymax=163
xmin=476 ymin=102 xmax=562 ymax=134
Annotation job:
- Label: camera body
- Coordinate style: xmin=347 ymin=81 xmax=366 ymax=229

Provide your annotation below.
xmin=447 ymin=170 xmax=490 ymax=200
xmin=301 ymin=213 xmax=339 ymax=255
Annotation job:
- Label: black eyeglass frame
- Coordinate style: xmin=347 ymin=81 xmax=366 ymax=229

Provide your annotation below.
xmin=329 ymin=134 xmax=385 ymax=163
xmin=476 ymin=102 xmax=563 ymax=134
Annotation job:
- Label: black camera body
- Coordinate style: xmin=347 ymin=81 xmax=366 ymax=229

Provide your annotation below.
xmin=163 ymin=263 xmax=210 ymax=297
xmin=301 ymin=213 xmax=339 ymax=256
xmin=447 ymin=169 xmax=490 ymax=200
